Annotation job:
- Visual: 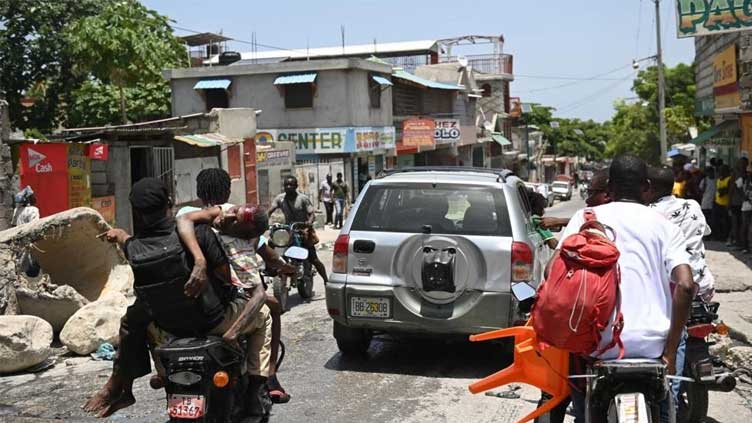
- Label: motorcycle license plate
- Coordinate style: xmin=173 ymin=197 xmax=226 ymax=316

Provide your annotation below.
xmin=350 ymin=296 xmax=390 ymax=318
xmin=167 ymin=394 xmax=205 ymax=419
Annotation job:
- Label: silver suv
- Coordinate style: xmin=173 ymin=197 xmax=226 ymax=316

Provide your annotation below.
xmin=325 ymin=168 xmax=550 ymax=355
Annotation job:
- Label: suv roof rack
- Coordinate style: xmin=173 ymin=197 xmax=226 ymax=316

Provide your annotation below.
xmin=376 ymin=167 xmax=516 ymax=183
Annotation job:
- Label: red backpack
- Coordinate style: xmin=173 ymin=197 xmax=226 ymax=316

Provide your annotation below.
xmin=531 ymin=209 xmax=625 ymax=358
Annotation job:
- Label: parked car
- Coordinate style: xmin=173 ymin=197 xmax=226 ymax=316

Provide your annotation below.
xmin=551 ymin=180 xmax=572 ymax=201
xmin=325 ymin=167 xmax=550 ymax=355
xmin=525 ymin=182 xmax=554 ymax=208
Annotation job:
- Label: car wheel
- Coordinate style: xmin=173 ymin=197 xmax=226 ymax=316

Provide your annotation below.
xmin=333 ymin=321 xmax=372 ymax=356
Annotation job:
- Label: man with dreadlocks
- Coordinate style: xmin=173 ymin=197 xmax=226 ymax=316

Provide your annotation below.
xmin=177 ymin=168 xmax=294 ymax=404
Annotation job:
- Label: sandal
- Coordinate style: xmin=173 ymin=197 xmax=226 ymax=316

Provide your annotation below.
xmin=269 ymin=389 xmax=291 ymax=404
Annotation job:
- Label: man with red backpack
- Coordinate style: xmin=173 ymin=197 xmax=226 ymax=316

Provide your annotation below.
xmin=540 ymin=154 xmax=695 ymax=423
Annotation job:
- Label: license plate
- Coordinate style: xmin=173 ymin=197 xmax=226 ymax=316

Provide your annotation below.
xmin=350 ymin=296 xmax=390 ymax=318
xmin=167 ymin=394 xmax=205 ymax=419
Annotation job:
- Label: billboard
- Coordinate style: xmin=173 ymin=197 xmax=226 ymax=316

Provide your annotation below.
xmin=402 ymin=119 xmax=435 ymax=147
xmin=676 ymin=0 xmax=752 ymax=38
xmin=19 ymin=143 xmax=70 ymax=218
xmin=713 ymin=44 xmax=741 ymax=111
xmin=254 ymin=126 xmax=395 ymax=155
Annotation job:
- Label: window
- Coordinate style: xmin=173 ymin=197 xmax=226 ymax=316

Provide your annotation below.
xmin=285 ymin=84 xmax=313 ymax=108
xmin=204 ymin=89 xmax=229 ymax=111
xmin=369 ymin=76 xmax=381 ymax=108
xmin=482 ymin=83 xmax=492 ymax=97
xmin=351 ymin=184 xmax=512 ymax=236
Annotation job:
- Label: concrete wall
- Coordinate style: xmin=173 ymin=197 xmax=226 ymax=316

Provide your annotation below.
xmin=108 ymin=142 xmax=132 ymax=232
xmin=174 ymin=156 xmax=221 ymax=204
xmin=171 ymin=69 xmax=392 ymax=129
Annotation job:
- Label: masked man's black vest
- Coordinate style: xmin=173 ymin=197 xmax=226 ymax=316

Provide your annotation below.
xmin=126 ymin=230 xmax=226 ymax=337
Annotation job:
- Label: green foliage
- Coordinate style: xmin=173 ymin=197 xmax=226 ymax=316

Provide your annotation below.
xmin=522 ymin=104 xmax=607 ymax=161
xmin=606 ymin=99 xmax=660 ymax=163
xmin=66 ymin=0 xmax=187 ymax=123
xmin=66 ymin=79 xmax=172 ymax=128
xmin=0 ymin=0 xmax=111 ymax=131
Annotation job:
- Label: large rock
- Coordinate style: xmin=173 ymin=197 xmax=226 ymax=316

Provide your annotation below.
xmin=60 ymin=293 xmax=127 ymax=355
xmin=726 ymin=346 xmax=752 ymax=371
xmin=16 ymin=284 xmax=89 ymax=332
xmin=708 ymin=334 xmax=734 ymax=360
xmin=0 ymin=315 xmax=53 ymax=373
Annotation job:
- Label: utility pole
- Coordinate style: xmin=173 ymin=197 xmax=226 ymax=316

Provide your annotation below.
xmin=655 ymin=0 xmax=668 ymax=163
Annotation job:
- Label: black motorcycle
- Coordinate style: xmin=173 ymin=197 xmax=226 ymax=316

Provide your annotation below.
xmin=677 ymin=298 xmax=746 ymax=422
xmin=267 ymin=222 xmax=316 ymax=310
xmin=155 ymin=336 xmax=271 ymax=423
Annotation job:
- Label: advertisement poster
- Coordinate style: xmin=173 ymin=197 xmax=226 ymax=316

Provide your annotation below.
xmin=713 ymin=44 xmax=741 ymax=111
xmin=19 ymin=143 xmax=69 ymax=217
xmin=402 ymin=119 xmax=435 ymax=147
xmin=67 ymin=144 xmax=92 ymax=209
xmin=91 ymin=196 xmax=116 ymax=225
xmin=676 ymin=0 xmax=752 ymax=38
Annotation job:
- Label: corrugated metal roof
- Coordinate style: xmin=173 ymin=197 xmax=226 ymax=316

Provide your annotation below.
xmin=273 ymin=73 xmax=317 ymax=85
xmin=392 ymin=70 xmax=463 ymax=90
xmin=193 ymin=79 xmax=232 ymax=90
xmin=174 ymin=133 xmax=241 ymax=148
xmin=207 ymin=40 xmax=438 ymax=64
xmin=491 ymin=133 xmax=512 ymax=146
xmin=372 ymin=75 xmax=393 ymax=86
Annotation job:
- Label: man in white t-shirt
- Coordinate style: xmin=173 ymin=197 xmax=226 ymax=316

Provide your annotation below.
xmin=555 ymin=154 xmax=695 ymax=423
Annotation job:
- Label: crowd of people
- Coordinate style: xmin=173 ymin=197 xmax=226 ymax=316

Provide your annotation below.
xmin=672 ymin=154 xmax=752 ymax=253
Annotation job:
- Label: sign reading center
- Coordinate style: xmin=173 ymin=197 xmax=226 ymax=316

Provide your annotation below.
xmin=256 ymin=127 xmax=395 ymax=154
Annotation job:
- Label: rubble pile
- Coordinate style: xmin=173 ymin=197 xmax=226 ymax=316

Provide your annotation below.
xmin=0 ymin=208 xmax=134 ymax=373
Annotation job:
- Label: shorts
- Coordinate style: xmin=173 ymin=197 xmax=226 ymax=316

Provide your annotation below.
xmin=149 ymin=299 xmax=272 ymax=377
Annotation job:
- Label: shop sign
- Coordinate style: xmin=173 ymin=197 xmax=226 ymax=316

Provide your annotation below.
xmin=87 ymin=143 xmax=108 ymax=161
xmin=67 ymin=144 xmax=91 ymax=209
xmin=706 ymin=137 xmax=739 ymax=147
xmin=676 ymin=0 xmax=752 ymax=38
xmin=403 ymin=119 xmax=435 ymax=147
xmin=257 ymin=149 xmax=292 ymax=167
xmin=434 ymin=119 xmax=461 ymax=144
xmin=713 ymin=44 xmax=741 ymax=111
xmin=256 ymin=127 xmax=395 ymax=154
xmin=91 ymin=196 xmax=116 ymax=225
xmin=354 ymin=127 xmax=396 ymax=151
xmin=19 ymin=143 xmax=70 ymax=217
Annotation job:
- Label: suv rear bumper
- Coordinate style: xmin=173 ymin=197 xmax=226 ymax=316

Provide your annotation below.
xmin=325 ymin=281 xmax=514 ymax=335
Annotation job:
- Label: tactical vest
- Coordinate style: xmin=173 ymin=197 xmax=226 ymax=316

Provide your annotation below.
xmin=126 ymin=231 xmax=226 ymax=337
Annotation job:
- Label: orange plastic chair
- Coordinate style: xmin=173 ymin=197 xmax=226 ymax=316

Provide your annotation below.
xmin=468 ymin=326 xmax=570 ymax=423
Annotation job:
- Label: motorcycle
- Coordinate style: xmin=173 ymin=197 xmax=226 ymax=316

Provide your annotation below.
xmin=579 ymin=181 xmax=589 ymax=199
xmin=677 ymin=298 xmax=747 ymax=422
xmin=154 ymin=336 xmax=271 ymax=423
xmin=267 ymin=222 xmax=316 ymax=310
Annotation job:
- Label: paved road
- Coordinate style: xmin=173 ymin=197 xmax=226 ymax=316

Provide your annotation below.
xmin=1 ymin=196 xmax=751 ymax=422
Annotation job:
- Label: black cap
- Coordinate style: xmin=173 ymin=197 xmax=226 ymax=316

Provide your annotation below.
xmin=129 ymin=178 xmax=169 ymax=212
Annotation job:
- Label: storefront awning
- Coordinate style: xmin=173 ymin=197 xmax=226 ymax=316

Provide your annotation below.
xmin=372 ymin=75 xmax=393 ymax=86
xmin=193 ymin=79 xmax=232 ymax=90
xmin=491 ymin=133 xmax=512 ymax=146
xmin=174 ymin=133 xmax=242 ymax=148
xmin=274 ymin=73 xmax=317 ymax=85
xmin=690 ymin=120 xmax=737 ymax=145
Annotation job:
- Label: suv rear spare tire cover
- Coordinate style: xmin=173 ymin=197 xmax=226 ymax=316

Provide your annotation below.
xmin=393 ymin=234 xmax=486 ymax=305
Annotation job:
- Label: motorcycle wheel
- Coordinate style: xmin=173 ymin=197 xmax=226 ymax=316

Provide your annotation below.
xmin=272 ymin=276 xmax=289 ymax=312
xmin=297 ymin=262 xmax=315 ymax=299
xmin=677 ymin=381 xmax=709 ymax=423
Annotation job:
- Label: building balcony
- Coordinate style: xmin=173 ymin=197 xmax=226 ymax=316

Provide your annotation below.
xmin=441 ymin=54 xmax=513 ymax=77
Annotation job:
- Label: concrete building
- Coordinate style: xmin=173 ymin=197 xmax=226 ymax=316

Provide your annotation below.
xmin=165 ymin=58 xmax=396 ymax=203
xmin=57 ymin=109 xmax=261 ymax=232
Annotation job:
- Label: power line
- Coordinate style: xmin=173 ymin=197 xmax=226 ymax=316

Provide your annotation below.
xmin=635 ymin=0 xmax=644 ymax=58
xmin=556 ymin=74 xmax=634 ymax=113
xmin=171 ymin=24 xmax=310 ymax=55
xmin=518 ymin=63 xmax=634 ymax=93
xmin=515 ymin=74 xmax=627 ymax=81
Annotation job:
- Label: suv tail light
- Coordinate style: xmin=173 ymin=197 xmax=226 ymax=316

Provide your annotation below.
xmin=511 ymin=241 xmax=533 ymax=282
xmin=333 ymin=234 xmax=350 ymax=274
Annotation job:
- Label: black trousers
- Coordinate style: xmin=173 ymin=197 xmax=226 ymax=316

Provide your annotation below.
xmin=323 ymin=201 xmax=334 ymax=224
xmin=712 ymin=203 xmax=729 ymax=241
xmin=112 ymin=299 xmax=152 ymax=380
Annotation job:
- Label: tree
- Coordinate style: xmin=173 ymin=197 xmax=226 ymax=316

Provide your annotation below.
xmin=66 ymin=79 xmax=172 ymax=128
xmin=606 ymin=99 xmax=658 ymax=162
xmin=66 ymin=0 xmax=187 ymax=124
xmin=0 ymin=0 xmax=111 ymax=131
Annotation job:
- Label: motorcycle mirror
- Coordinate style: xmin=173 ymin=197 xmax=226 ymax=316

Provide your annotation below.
xmin=284 ymin=246 xmax=309 ymax=260
xmin=511 ymin=282 xmax=537 ymax=302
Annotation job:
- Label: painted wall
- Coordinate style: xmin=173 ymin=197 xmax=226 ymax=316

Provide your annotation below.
xmin=174 ymin=156 xmax=221 ymax=205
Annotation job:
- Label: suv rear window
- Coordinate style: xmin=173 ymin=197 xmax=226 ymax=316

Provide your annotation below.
xmin=352 ymin=183 xmax=512 ymax=236
xmin=552 ymin=182 xmax=569 ymax=188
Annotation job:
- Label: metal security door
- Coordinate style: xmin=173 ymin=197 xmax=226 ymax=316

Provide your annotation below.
xmin=153 ymin=147 xmax=175 ymax=200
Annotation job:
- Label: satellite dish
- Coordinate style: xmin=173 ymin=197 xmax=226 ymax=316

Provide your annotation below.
xmin=484 ymin=121 xmax=493 ymax=131
xmin=458 ymin=56 xmax=469 ymax=67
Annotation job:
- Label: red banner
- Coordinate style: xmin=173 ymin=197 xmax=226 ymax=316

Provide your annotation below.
xmin=87 ymin=143 xmax=108 ymax=160
xmin=19 ymin=143 xmax=70 ymax=218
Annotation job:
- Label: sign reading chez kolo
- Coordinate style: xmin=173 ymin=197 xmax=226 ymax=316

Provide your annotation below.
xmin=676 ymin=0 xmax=752 ymax=38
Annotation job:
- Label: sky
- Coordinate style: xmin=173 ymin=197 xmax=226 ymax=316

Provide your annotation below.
xmin=142 ymin=0 xmax=695 ymax=123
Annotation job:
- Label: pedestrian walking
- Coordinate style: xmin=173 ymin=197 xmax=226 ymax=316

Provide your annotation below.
xmin=713 ymin=165 xmax=732 ymax=242
xmin=320 ymin=174 xmax=334 ymax=226
xmin=728 ymin=158 xmax=748 ymax=247
xmin=699 ymin=167 xmax=716 ymax=231
xmin=332 ymin=172 xmax=349 ymax=229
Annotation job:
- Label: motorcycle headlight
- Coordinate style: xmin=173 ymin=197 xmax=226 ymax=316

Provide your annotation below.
xmin=270 ymin=228 xmax=292 ymax=247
